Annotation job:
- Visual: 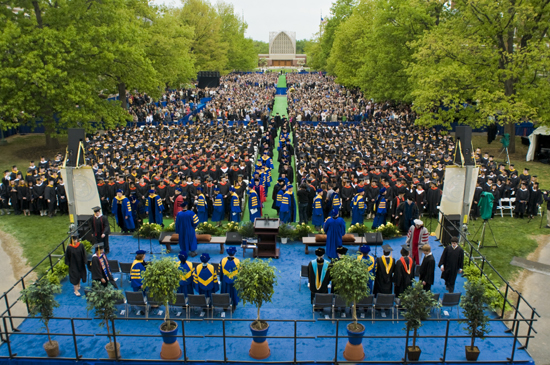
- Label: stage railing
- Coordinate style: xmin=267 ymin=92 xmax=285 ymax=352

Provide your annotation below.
xmin=437 ymin=212 xmax=540 ymax=351
xmin=0 ymin=316 xmax=536 ymax=363
xmin=0 ymin=218 xmax=92 ymax=342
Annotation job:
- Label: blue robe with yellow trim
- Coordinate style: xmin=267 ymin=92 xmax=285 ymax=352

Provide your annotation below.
xmin=195 ymin=194 xmax=208 ymax=223
xmin=178 ymin=261 xmax=194 ymax=297
xmin=212 ymin=193 xmax=224 ymax=222
xmin=230 ymin=192 xmax=241 ymax=222
xmin=371 ymin=195 xmax=387 ymax=229
xmin=279 ymin=191 xmax=296 ymax=223
xmin=219 ymin=257 xmax=240 ymax=306
xmin=130 ymin=260 xmax=146 ymax=292
xmin=351 ymin=194 xmax=366 ymax=225
xmin=358 ymin=254 xmax=376 ymax=293
xmin=312 ymin=195 xmax=324 ymax=227
xmin=323 ymin=216 xmax=346 ymax=259
xmin=175 ymin=210 xmax=199 ymax=252
xmin=112 ymin=196 xmax=135 ymax=230
xmin=248 ymin=190 xmax=261 ymax=223
xmin=193 ymin=263 xmax=219 ymax=300
xmin=331 ymin=192 xmax=341 ymax=211
xmin=145 ymin=194 xmax=164 ymax=225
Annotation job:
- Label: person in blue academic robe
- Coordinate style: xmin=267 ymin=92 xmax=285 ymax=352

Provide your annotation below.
xmin=193 ymin=253 xmax=219 ymax=300
xmin=276 ymin=184 xmax=285 ymax=212
xmin=229 ymin=187 xmax=241 ymax=222
xmin=279 ymin=185 xmax=296 ymax=223
xmin=211 ymin=187 xmax=224 ymax=226
xmin=175 ymin=201 xmax=199 ymax=256
xmin=195 ymin=188 xmax=208 ymax=223
xmin=248 ymin=185 xmax=261 ymax=223
xmin=177 ymin=251 xmax=194 ymax=297
xmin=312 ymin=189 xmax=325 ymax=230
xmin=351 ymin=189 xmax=366 ymax=225
xmin=130 ymin=250 xmax=147 ymax=292
xmin=145 ymin=189 xmax=164 ymax=226
xmin=128 ymin=192 xmax=140 ymax=229
xmin=219 ymin=247 xmax=240 ymax=309
xmin=112 ymin=189 xmax=135 ymax=233
xmin=323 ymin=208 xmax=346 ymax=259
xmin=331 ymin=187 xmax=341 ymax=212
xmin=357 ymin=245 xmax=376 ymax=293
xmin=372 ymin=187 xmax=388 ymax=230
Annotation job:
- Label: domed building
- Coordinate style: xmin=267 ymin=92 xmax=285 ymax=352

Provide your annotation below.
xmin=258 ymin=31 xmax=307 ymax=67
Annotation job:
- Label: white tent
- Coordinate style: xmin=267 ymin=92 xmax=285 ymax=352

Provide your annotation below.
xmin=526 ymin=126 xmax=550 ymax=161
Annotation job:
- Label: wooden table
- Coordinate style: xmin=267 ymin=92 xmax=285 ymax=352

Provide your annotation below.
xmin=301 ymin=236 xmax=366 ymax=254
xmin=160 ymin=236 xmax=226 ymax=254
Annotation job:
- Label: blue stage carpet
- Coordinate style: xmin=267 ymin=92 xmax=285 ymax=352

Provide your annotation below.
xmin=0 ymin=235 xmax=534 ymax=364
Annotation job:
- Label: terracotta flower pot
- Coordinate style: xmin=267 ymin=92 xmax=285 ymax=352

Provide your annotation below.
xmin=465 ymin=346 xmax=480 ymax=361
xmin=105 ymin=342 xmax=121 ymax=359
xmin=343 ymin=323 xmax=365 ymax=361
xmin=407 ymin=346 xmax=421 ymax=361
xmin=249 ymin=321 xmax=270 ymax=359
xmin=160 ymin=321 xmax=181 ymax=359
xmin=43 ymin=340 xmax=59 ymax=358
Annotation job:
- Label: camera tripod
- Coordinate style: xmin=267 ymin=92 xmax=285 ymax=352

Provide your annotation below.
xmin=471 ymin=218 xmax=498 ymax=249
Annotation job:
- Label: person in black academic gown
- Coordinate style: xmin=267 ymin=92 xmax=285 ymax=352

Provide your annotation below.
xmin=91 ymin=206 xmax=111 ymax=253
xmin=90 ymin=243 xmax=117 ymax=288
xmin=373 ymin=244 xmax=395 ymax=295
xmin=438 ymin=236 xmax=464 ymax=293
xmin=418 ymin=244 xmax=435 ymax=291
xmin=394 ymin=245 xmax=415 ymax=298
xmin=64 ymin=235 xmax=87 ymax=296
xmin=308 ymin=248 xmax=331 ymax=303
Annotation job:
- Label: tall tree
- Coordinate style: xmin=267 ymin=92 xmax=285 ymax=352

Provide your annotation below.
xmin=178 ymin=0 xmax=228 ymax=73
xmin=408 ymin=0 xmax=550 ymax=153
xmin=216 ymin=2 xmax=257 ymax=72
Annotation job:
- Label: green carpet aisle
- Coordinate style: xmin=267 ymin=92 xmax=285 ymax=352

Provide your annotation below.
xmin=276 ymin=74 xmax=287 ymax=88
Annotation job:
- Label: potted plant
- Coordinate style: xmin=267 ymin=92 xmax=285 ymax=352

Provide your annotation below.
xmin=85 ymin=281 xmax=125 ymax=359
xmin=374 ymin=223 xmax=400 ymax=239
xmin=460 ymin=280 xmax=491 ymax=361
xmin=233 ymin=258 xmax=277 ymax=360
xmin=347 ymin=223 xmax=370 ymax=243
xmin=292 ymin=223 xmax=313 ymax=241
xmin=136 ymin=222 xmax=163 ymax=239
xmin=238 ymin=221 xmax=256 ymax=240
xmin=196 ymin=222 xmax=221 ymax=235
xmin=329 ymin=255 xmax=372 ymax=361
xmin=21 ymin=279 xmax=62 ymax=357
xmin=142 ymin=256 xmax=182 ymax=359
xmin=399 ymin=281 xmax=440 ymax=361
xmin=277 ymin=223 xmax=294 ymax=244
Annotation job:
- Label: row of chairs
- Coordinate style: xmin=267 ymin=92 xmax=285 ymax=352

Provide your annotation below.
xmin=312 ymin=292 xmax=462 ymax=321
xmin=496 ymin=197 xmax=542 ymax=217
xmin=84 ymin=290 xmax=233 ymax=319
xmin=88 ymin=260 xmax=221 ymax=286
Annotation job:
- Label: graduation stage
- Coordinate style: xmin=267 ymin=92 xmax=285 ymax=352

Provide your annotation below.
xmin=0 ymin=235 xmax=535 ymax=365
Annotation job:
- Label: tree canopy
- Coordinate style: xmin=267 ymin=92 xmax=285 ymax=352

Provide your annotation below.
xmin=0 ymin=0 xmax=258 ymax=147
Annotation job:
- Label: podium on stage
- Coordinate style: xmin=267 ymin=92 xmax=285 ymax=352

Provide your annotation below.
xmin=253 ymin=218 xmax=280 ymax=258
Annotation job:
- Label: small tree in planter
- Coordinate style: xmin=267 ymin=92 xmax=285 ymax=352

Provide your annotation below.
xmin=399 ymin=281 xmax=440 ymax=361
xmin=21 ymin=279 xmax=62 ymax=357
xmin=460 ymin=280 xmax=491 ymax=361
xmin=277 ymin=223 xmax=294 ymax=243
xmin=141 ymin=256 xmax=182 ymax=359
xmin=329 ymin=255 xmax=372 ymax=361
xmin=85 ymin=281 xmax=125 ymax=359
xmin=233 ymin=258 xmax=277 ymax=360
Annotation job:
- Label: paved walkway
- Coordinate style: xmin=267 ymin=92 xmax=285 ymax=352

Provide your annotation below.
xmin=512 ymin=234 xmax=550 ymax=365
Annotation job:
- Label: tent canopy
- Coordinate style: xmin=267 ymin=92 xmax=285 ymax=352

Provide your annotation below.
xmin=526 ymin=126 xmax=550 ymax=161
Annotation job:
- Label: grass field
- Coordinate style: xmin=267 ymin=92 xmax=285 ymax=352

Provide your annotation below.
xmin=0 ymin=131 xmax=549 ymax=283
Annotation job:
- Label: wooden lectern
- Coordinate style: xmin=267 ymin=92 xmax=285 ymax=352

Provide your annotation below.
xmin=253 ymin=218 xmax=280 ymax=258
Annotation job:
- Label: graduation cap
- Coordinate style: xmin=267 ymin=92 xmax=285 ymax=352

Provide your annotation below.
xmin=382 ymin=244 xmax=393 ymax=252
xmin=92 ymin=206 xmax=101 ymax=213
xmin=93 ymin=243 xmax=104 ymax=251
xmin=337 ymin=246 xmax=348 ymax=255
xmin=401 ymin=244 xmax=411 ymax=252
xmin=136 ymin=250 xmax=146 ymax=255
xmin=315 ymin=248 xmax=325 ymax=256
